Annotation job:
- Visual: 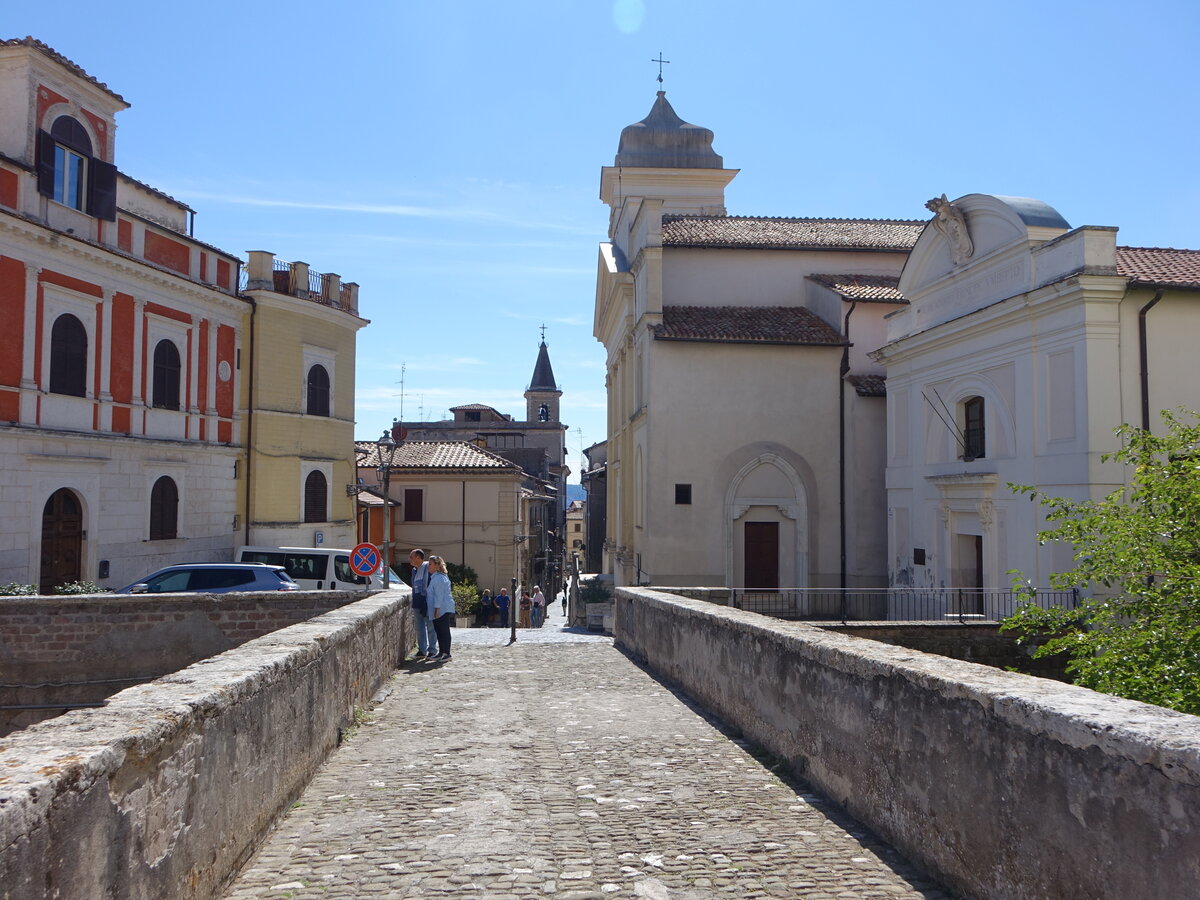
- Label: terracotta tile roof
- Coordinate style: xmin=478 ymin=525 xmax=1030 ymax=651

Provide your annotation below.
xmin=661 ymin=215 xmax=924 ymax=252
xmin=807 ymin=274 xmax=906 ymax=303
xmin=3 ymin=37 xmax=127 ymax=104
xmin=354 ymin=440 xmax=520 ymax=470
xmin=1116 ymin=246 xmax=1200 ymax=290
xmin=848 ymin=374 xmax=887 ymax=397
xmin=651 ymin=306 xmax=844 ymax=346
xmin=450 ymin=403 xmax=503 ymax=413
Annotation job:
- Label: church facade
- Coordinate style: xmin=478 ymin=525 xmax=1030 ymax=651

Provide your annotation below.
xmin=594 ymin=92 xmax=918 ymax=588
xmin=875 ymin=193 xmax=1200 ymax=600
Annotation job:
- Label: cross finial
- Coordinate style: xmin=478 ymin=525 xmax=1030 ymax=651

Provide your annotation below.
xmin=651 ymin=52 xmax=670 ymax=86
xmin=540 ymin=323 xmax=547 ymax=342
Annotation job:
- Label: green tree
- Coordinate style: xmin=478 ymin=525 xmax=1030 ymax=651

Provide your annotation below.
xmin=1002 ymin=410 xmax=1200 ymax=714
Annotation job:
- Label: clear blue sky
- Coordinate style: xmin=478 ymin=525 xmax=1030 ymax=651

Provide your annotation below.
xmin=12 ymin=2 xmax=1199 ymax=481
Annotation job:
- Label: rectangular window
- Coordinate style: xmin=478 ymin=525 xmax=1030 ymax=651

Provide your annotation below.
xmin=963 ymin=397 xmax=986 ymax=460
xmin=53 ymin=145 xmax=86 ymax=210
xmin=404 ymin=488 xmax=424 ymax=522
xmin=465 ymin=410 xmax=481 ymax=422
xmin=675 ymin=483 xmax=692 ymax=505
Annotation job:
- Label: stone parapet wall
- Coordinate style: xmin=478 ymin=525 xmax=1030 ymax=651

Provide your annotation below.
xmin=0 ymin=591 xmax=379 ymax=735
xmin=614 ymin=587 xmax=1200 ymax=900
xmin=0 ymin=593 xmax=412 ymax=900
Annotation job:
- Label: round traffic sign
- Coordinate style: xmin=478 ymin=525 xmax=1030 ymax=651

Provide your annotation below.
xmin=350 ymin=542 xmax=382 ymax=577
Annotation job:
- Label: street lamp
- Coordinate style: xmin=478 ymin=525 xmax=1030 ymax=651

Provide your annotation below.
xmin=377 ymin=429 xmax=397 ymax=589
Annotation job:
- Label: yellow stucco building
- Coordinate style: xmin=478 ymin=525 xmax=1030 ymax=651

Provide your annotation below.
xmin=241 ymin=251 xmax=367 ymax=548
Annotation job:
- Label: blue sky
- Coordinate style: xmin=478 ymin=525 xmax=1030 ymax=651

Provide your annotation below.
xmin=13 ymin=1 xmax=1199 ymax=481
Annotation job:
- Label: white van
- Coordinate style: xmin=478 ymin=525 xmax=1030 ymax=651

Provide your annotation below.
xmin=236 ymin=546 xmax=404 ymax=592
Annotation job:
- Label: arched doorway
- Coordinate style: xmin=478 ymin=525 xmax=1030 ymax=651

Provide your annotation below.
xmin=40 ymin=489 xmax=83 ymax=593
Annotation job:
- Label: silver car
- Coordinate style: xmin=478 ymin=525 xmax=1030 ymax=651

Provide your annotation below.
xmin=118 ymin=563 xmax=299 ymax=594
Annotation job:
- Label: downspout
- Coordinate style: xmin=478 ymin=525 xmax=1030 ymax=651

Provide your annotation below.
xmin=1138 ymin=288 xmax=1165 ymax=431
xmin=243 ymin=294 xmax=255 ymax=547
xmin=839 ymin=301 xmax=858 ymax=592
xmin=461 ymin=480 xmax=466 ymax=565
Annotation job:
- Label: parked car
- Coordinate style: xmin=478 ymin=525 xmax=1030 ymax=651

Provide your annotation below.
xmin=117 ymin=563 xmax=299 ymax=594
xmin=236 ymin=546 xmax=403 ymax=592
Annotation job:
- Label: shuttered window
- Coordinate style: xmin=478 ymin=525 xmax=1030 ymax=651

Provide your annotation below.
xmin=152 ymin=340 xmax=181 ymax=410
xmin=304 ymin=470 xmax=328 ymax=523
xmin=306 ymin=364 xmax=330 ymax=416
xmin=49 ymin=314 xmax=87 ymax=397
xmin=404 ymin=488 xmax=424 ymax=522
xmin=149 ymin=476 xmax=178 ymax=540
xmin=36 ymin=116 xmax=116 ymax=220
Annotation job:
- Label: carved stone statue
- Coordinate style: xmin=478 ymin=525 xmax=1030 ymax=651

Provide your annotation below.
xmin=926 ymin=194 xmax=974 ymax=265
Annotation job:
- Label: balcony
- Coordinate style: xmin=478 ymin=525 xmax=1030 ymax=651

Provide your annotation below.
xmin=241 ymin=251 xmax=359 ymax=314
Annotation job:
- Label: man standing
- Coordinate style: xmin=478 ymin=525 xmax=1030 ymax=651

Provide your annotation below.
xmin=409 ymin=549 xmax=437 ymax=660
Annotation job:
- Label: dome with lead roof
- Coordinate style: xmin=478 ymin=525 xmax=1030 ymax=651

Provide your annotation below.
xmin=615 ymin=92 xmax=723 ymax=169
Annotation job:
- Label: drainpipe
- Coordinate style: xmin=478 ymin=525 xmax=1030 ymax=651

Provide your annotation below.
xmin=243 ymin=295 xmax=255 ymax=547
xmin=1138 ymin=288 xmax=1164 ymax=431
xmin=461 ymin=480 xmax=467 ymax=565
xmin=839 ymin=301 xmax=858 ymax=592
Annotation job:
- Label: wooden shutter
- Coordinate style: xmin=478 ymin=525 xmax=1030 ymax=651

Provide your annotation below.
xmin=88 ymin=159 xmax=117 ymax=221
xmin=36 ymin=129 xmax=55 ymax=197
xmin=404 ymin=488 xmax=424 ymax=522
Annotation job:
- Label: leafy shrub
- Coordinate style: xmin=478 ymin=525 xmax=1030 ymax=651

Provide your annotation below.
xmin=53 ymin=580 xmax=107 ymax=595
xmin=579 ymin=577 xmax=612 ymax=605
xmin=452 ymin=582 xmax=480 ymax=617
xmin=0 ymin=583 xmax=36 ymax=596
xmin=446 ymin=562 xmax=478 ymax=587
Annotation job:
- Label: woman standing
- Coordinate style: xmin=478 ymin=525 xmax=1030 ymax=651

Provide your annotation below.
xmin=479 ymin=589 xmax=494 ymax=627
xmin=519 ymin=590 xmax=532 ymax=628
xmin=426 ymin=556 xmax=455 ymax=661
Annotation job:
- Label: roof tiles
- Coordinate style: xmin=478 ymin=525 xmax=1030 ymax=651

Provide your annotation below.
xmin=3 ymin=37 xmax=127 ymax=103
xmin=847 ymin=374 xmax=887 ymax=397
xmin=1116 ymin=246 xmax=1200 ymax=290
xmin=807 ymin=274 xmax=906 ymax=303
xmin=355 ymin=441 xmax=519 ymax=470
xmin=662 ymin=215 xmax=924 ymax=252
xmin=652 ymin=306 xmax=844 ymax=346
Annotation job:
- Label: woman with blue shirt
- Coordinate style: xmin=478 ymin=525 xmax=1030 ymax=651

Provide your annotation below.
xmin=426 ymin=555 xmax=455 ymax=661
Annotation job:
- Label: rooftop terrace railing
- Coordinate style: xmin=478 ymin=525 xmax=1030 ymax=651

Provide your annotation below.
xmin=723 ymin=587 xmax=1079 ymax=624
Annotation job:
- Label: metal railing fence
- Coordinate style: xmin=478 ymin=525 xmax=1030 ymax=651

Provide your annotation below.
xmin=727 ymin=587 xmax=1079 ymax=624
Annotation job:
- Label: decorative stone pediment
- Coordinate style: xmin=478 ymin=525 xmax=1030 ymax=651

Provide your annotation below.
xmin=897 ymin=194 xmax=1072 ymax=332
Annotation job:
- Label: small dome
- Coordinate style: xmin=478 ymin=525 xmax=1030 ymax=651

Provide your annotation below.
xmin=615 ymin=92 xmax=723 ymax=169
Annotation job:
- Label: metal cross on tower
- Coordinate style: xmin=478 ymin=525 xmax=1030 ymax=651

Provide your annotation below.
xmin=651 ymin=52 xmax=670 ymax=86
xmin=540 ymin=323 xmax=547 ymax=342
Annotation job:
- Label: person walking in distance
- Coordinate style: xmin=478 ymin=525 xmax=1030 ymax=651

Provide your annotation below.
xmin=480 ymin=589 xmax=494 ymax=627
xmin=496 ymin=587 xmax=511 ymax=629
xmin=519 ymin=590 xmax=533 ymax=628
xmin=531 ymin=585 xmax=546 ymax=628
xmin=426 ymin=555 xmax=455 ymax=661
xmin=408 ymin=549 xmax=437 ymax=660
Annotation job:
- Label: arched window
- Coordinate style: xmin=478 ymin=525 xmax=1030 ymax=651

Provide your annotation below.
xmin=50 ymin=116 xmax=91 ymax=210
xmin=149 ymin=476 xmax=179 ymax=540
xmin=49 ymin=314 xmax=87 ymax=397
xmin=36 ymin=116 xmax=117 ymax=220
xmin=152 ymin=340 xmax=181 ymax=410
xmin=306 ymin=365 xmax=330 ymax=416
xmin=538 ymin=403 xmax=550 ymax=422
xmin=963 ymin=396 xmax=986 ymax=460
xmin=304 ymin=470 xmax=328 ymax=523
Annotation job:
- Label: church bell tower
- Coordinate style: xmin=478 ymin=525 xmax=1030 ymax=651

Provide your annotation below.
xmin=526 ymin=338 xmax=561 ymax=424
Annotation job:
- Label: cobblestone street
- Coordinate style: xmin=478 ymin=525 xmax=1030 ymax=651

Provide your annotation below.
xmin=224 ymin=607 xmax=953 ymax=899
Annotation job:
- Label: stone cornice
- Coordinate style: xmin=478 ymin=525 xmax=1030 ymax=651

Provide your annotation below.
xmin=0 ymin=211 xmax=249 ymax=315
xmin=245 ymin=288 xmax=369 ymax=330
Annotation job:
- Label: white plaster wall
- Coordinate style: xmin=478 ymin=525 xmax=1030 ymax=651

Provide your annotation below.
xmin=0 ymin=428 xmax=241 ymax=590
xmin=639 ymin=339 xmax=844 ymax=586
xmin=663 ymin=248 xmax=907 ymax=310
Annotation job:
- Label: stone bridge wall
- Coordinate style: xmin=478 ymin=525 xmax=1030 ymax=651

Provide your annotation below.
xmin=614 ymin=587 xmax=1200 ymax=900
xmin=0 ymin=591 xmax=375 ymax=735
xmin=0 ymin=592 xmax=412 ymax=900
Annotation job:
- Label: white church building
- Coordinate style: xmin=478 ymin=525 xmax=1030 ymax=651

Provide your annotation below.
xmin=875 ymin=193 xmax=1200 ymax=603
xmin=594 ymin=91 xmax=921 ymax=589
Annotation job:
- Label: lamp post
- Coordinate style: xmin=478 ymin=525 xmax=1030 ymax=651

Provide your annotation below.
xmin=377 ymin=429 xmax=397 ymax=589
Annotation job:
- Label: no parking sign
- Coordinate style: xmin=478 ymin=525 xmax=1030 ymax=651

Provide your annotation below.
xmin=350 ymin=543 xmax=381 ymax=577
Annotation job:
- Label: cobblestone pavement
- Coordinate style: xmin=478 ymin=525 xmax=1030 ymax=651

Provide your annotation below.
xmin=224 ymin=607 xmax=954 ymax=899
